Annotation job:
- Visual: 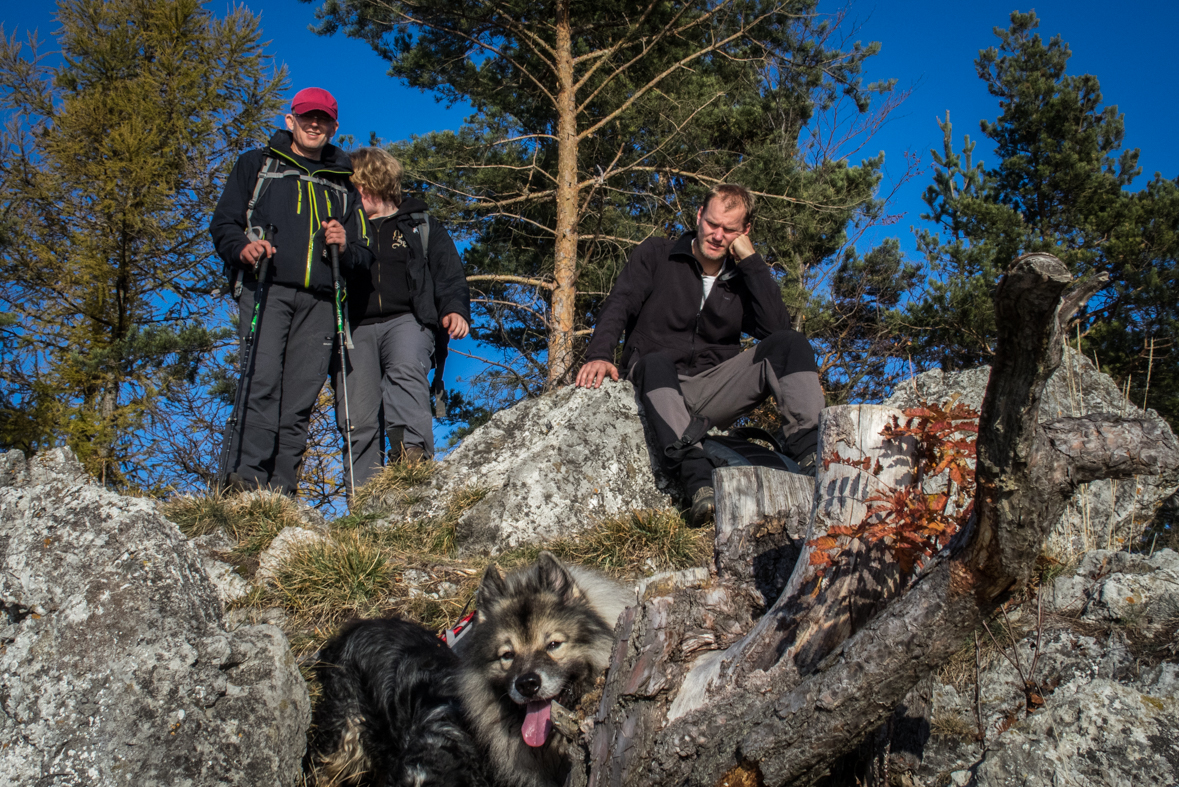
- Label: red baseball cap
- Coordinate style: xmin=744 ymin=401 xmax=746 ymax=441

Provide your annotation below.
xmin=290 ymin=87 xmax=338 ymax=121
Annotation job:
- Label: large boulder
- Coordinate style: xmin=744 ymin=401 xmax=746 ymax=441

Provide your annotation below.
xmin=366 ymin=382 xmax=676 ymax=552
xmin=916 ymin=549 xmax=1179 ymax=787
xmin=0 ymin=448 xmax=309 ymax=786
xmin=886 ymin=347 xmax=1179 ymax=558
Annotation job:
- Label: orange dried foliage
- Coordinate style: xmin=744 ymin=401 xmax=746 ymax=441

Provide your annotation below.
xmin=809 ymin=400 xmax=979 ymax=577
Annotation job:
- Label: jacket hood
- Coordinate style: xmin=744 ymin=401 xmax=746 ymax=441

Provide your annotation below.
xmin=266 ymin=129 xmax=352 ymax=172
xmin=390 ymin=196 xmax=430 ymax=219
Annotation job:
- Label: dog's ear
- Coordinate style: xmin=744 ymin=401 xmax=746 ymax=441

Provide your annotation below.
xmin=535 ymin=551 xmax=582 ymax=604
xmin=476 ymin=563 xmax=507 ymax=617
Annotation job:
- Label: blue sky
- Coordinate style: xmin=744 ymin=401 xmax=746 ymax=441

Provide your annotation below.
xmin=5 ymin=0 xmax=1179 ymax=388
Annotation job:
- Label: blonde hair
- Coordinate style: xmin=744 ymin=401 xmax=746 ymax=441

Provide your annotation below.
xmin=701 ymin=183 xmax=756 ymax=226
xmin=350 ymin=147 xmax=403 ymax=207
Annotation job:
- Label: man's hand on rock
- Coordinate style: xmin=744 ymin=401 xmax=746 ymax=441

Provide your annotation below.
xmin=575 ymin=360 xmax=619 ymax=389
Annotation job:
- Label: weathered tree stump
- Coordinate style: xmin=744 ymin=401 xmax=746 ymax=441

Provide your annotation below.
xmin=572 ymin=254 xmax=1179 ymax=787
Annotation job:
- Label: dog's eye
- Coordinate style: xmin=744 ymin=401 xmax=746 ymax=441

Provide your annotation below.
xmin=498 ymin=650 xmax=514 ymax=663
xmin=546 ymin=640 xmax=563 ymax=652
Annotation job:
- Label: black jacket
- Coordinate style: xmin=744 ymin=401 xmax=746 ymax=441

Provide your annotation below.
xmin=584 ymin=233 xmax=789 ymax=376
xmin=209 ymin=130 xmax=373 ymax=295
xmin=346 ymin=196 xmax=470 ymax=330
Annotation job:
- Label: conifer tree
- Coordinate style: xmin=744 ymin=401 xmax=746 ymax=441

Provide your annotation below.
xmin=907 ymin=11 xmax=1178 ymax=424
xmin=313 ymin=0 xmax=898 ymax=390
xmin=0 ymin=0 xmax=286 ymax=487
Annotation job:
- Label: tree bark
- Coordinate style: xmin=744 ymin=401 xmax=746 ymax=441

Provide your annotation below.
xmin=573 ymin=254 xmax=1179 ymax=786
xmin=548 ymin=0 xmax=579 ymax=389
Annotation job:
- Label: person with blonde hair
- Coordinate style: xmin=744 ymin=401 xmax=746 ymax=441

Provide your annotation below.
xmin=336 ymin=147 xmax=470 ymax=486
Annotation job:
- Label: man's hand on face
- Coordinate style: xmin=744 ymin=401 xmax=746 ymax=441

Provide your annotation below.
xmin=441 ymin=313 xmax=469 ymax=340
xmin=240 ymin=239 xmax=275 ymax=267
xmin=322 ymin=220 xmax=346 ymax=250
xmin=728 ymin=233 xmax=755 ymax=261
xmin=575 ymin=360 xmax=619 ymax=389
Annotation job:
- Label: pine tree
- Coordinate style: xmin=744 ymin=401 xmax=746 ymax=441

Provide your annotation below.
xmin=0 ymin=0 xmax=286 ymax=487
xmin=313 ymin=0 xmax=897 ymax=390
xmin=906 ymin=11 xmax=1178 ymax=424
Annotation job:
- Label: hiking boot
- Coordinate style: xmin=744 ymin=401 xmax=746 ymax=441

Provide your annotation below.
xmin=794 ymin=450 xmax=818 ymax=477
xmin=399 ymin=444 xmax=430 ymax=463
xmin=688 ymin=486 xmax=716 ymax=528
xmin=224 ymin=471 xmax=258 ymax=495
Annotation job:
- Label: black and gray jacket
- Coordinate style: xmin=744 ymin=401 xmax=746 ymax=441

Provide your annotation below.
xmin=347 ymin=196 xmax=470 ymax=331
xmin=585 ymin=232 xmax=789 ymax=376
xmin=210 ymin=129 xmax=373 ymax=295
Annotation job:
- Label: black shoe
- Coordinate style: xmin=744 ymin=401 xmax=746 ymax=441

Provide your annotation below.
xmin=688 ymin=486 xmax=716 ymax=528
xmin=224 ymin=472 xmax=259 ymax=495
xmin=794 ymin=450 xmax=818 ymax=477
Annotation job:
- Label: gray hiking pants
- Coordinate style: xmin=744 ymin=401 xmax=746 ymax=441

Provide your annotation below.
xmin=628 ymin=329 xmax=824 ymax=493
xmin=332 ymin=312 xmax=435 ymax=488
xmin=230 ymin=283 xmax=334 ymax=495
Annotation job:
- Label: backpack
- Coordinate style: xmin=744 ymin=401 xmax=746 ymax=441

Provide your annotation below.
xmin=700 ymin=427 xmax=804 ymax=474
xmin=409 ymin=211 xmax=451 ymax=418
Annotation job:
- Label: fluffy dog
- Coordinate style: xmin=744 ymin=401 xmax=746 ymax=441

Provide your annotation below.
xmin=456 ymin=552 xmax=631 ymax=787
xmin=307 ymin=616 xmax=488 ymax=787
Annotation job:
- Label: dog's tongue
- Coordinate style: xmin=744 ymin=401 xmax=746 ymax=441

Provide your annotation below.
xmin=522 ymin=700 xmax=553 ymax=747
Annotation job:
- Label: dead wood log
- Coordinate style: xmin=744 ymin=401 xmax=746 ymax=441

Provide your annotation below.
xmin=574 ymin=254 xmax=1179 ymax=787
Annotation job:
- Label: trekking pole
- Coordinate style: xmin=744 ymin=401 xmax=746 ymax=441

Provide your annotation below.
xmin=328 ymin=226 xmax=357 ymax=500
xmin=217 ymin=224 xmax=277 ymax=489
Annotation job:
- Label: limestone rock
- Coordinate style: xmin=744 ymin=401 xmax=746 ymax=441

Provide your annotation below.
xmin=367 ymin=381 xmax=676 ymax=552
xmin=0 ymin=448 xmax=309 ymax=786
xmin=916 ymin=549 xmax=1179 ymax=787
xmin=886 ymin=348 xmax=1179 ymax=558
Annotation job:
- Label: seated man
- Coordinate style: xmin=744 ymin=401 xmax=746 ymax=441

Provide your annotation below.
xmin=575 ymin=184 xmax=824 ymax=526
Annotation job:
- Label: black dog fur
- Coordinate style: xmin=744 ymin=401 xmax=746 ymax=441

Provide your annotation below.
xmin=307 ymin=616 xmax=489 ymax=787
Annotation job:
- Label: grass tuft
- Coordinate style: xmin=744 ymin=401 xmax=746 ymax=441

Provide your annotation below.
xmin=549 ymin=507 xmax=711 ymax=574
xmin=267 ymin=530 xmax=393 ymax=624
xmin=162 ymin=489 xmax=306 ymax=555
xmin=352 ymin=458 xmax=438 ymax=512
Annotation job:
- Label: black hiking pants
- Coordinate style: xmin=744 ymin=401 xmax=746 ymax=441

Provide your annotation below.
xmin=628 ymin=329 xmax=824 ymax=495
xmin=226 ymin=283 xmax=334 ymax=495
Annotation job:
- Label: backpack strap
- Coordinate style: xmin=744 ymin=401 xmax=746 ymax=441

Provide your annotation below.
xmin=411 ymin=211 xmax=449 ymax=416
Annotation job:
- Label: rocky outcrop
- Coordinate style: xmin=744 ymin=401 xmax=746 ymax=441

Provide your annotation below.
xmin=916 ymin=548 xmax=1179 ymax=787
xmin=0 ymin=449 xmax=310 ymax=786
xmin=366 ymin=382 xmax=677 ymax=552
xmin=886 ymin=347 xmax=1179 ymax=558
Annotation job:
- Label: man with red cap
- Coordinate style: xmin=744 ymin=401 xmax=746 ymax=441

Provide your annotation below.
xmin=211 ymin=87 xmax=373 ymax=496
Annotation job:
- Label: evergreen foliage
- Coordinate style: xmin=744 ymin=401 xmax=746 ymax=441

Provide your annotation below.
xmin=0 ymin=0 xmax=286 ymax=488
xmin=311 ymin=0 xmax=899 ymax=394
xmin=907 ymin=11 xmax=1179 ymax=425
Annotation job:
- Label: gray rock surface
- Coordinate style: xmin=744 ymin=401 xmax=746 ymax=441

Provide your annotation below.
xmin=916 ymin=549 xmax=1179 ymax=787
xmin=886 ymin=348 xmax=1179 ymax=559
xmin=0 ymin=448 xmax=309 ymax=786
xmin=368 ymin=381 xmax=676 ymax=552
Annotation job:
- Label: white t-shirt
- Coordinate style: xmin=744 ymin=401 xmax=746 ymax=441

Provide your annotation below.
xmin=700 ymin=275 xmax=717 ymax=310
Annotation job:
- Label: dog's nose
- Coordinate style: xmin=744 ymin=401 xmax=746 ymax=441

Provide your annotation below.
xmin=516 ymin=672 xmax=541 ymax=698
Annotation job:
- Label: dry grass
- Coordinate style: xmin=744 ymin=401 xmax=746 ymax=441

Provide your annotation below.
xmin=267 ymin=530 xmax=394 ymax=624
xmin=351 ymin=458 xmax=438 ymax=512
xmin=162 ymin=489 xmax=307 ymax=555
xmin=549 ymin=507 xmax=711 ymax=576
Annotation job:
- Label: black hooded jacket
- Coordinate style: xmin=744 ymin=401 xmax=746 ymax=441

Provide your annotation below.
xmin=210 ymin=129 xmax=373 ymax=295
xmin=584 ymin=233 xmax=789 ymax=376
xmin=346 ymin=196 xmax=470 ymax=331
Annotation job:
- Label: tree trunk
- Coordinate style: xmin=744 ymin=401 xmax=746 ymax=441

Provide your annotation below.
xmin=548 ymin=0 xmax=578 ymax=389
xmin=572 ymin=254 xmax=1179 ymax=786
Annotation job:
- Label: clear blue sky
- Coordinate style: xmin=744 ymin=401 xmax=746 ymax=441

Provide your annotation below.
xmin=5 ymin=0 xmax=1179 ymax=384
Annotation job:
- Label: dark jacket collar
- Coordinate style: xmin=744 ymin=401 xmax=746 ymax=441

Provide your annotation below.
xmin=671 ymin=231 xmax=736 ymax=279
xmin=266 ymin=129 xmax=352 ymax=173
